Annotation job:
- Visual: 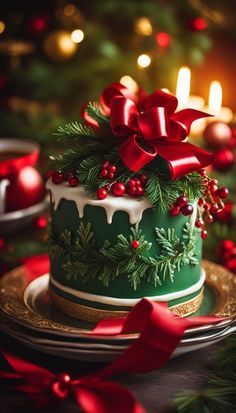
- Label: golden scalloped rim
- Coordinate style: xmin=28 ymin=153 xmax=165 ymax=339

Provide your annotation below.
xmin=50 ymin=288 xmax=204 ymax=322
xmin=0 ymin=260 xmax=235 ymax=334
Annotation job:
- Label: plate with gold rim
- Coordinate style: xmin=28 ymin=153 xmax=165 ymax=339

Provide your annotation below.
xmin=0 ymin=260 xmax=235 ymax=342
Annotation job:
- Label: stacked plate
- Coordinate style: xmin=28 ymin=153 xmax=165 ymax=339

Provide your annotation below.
xmin=0 ymin=260 xmax=235 ymax=362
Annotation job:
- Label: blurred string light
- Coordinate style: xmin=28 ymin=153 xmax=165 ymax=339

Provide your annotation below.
xmin=156 ymin=32 xmax=171 ymax=47
xmin=120 ymin=75 xmax=138 ymax=93
xmin=64 ymin=4 xmax=77 ymax=16
xmin=137 ymin=54 xmax=151 ymax=68
xmin=71 ymin=29 xmax=84 ymax=43
xmin=135 ymin=17 xmax=152 ymax=35
xmin=0 ymin=21 xmax=6 ymax=34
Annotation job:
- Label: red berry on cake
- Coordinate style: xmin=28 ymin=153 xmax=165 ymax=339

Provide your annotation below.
xmin=176 ymin=195 xmax=188 ymax=208
xmin=132 ymin=240 xmax=140 ymax=249
xmin=181 ymin=204 xmax=193 ymax=216
xmin=201 ymin=229 xmax=208 ymax=239
xmin=52 ymin=171 xmax=64 ymax=184
xmin=112 ymin=182 xmax=126 ymax=196
xmin=217 ymin=187 xmax=229 ymax=199
xmin=135 ymin=185 xmax=144 ymax=196
xmin=108 ymin=164 xmax=117 ymax=173
xmin=69 ymin=176 xmax=79 ymax=187
xmin=96 ymin=188 xmax=108 ymax=200
xmin=170 ymin=206 xmax=180 ymax=216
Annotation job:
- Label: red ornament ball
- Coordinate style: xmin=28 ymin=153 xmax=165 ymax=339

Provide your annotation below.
xmin=96 ymin=188 xmax=107 ymax=200
xmin=34 ymin=215 xmax=48 ymax=230
xmin=204 ymin=121 xmax=232 ymax=148
xmin=181 ymin=204 xmax=193 ymax=216
xmin=0 ymin=238 xmax=5 ymax=250
xmin=52 ymin=171 xmax=64 ymax=184
xmin=132 ymin=240 xmax=140 ymax=249
xmin=220 ymin=239 xmax=235 ymax=252
xmin=187 ymin=17 xmax=207 ymax=31
xmin=112 ymin=182 xmax=126 ymax=197
xmin=6 ymin=167 xmax=46 ymax=212
xmin=156 ymin=32 xmax=171 ymax=47
xmin=69 ymin=176 xmax=79 ymax=187
xmin=213 ymin=148 xmax=235 ymax=171
xmin=225 ymin=257 xmax=236 ymax=273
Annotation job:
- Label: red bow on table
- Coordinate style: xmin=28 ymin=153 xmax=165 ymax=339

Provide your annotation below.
xmin=83 ymin=83 xmax=214 ymax=179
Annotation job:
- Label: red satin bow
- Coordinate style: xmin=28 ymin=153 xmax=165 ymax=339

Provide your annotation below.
xmin=83 ymin=83 xmax=214 ymax=179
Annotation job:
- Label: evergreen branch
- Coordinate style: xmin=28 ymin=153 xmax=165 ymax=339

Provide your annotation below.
xmin=55 ymin=122 xmax=100 ymax=142
xmin=145 ymin=172 xmax=204 ymax=213
xmin=49 ymin=221 xmax=198 ymax=290
xmin=86 ymin=101 xmax=110 ymax=125
xmin=214 ymin=334 xmax=236 ymax=374
xmin=76 ymin=155 xmax=103 ymax=183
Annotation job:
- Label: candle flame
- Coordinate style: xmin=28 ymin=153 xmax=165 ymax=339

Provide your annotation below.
xmin=208 ymin=81 xmax=222 ymax=115
xmin=176 ymin=67 xmax=191 ymax=108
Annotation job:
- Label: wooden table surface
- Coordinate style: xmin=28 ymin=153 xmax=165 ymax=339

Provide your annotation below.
xmin=0 ymin=331 xmax=222 ymax=413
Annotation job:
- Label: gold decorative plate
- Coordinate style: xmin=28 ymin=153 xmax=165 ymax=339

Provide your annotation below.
xmin=0 ymin=260 xmax=235 ymax=341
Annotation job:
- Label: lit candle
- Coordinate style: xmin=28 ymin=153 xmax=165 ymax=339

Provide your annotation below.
xmin=176 ymin=67 xmax=191 ymax=109
xmin=176 ymin=67 xmax=205 ymax=111
xmin=207 ymin=81 xmax=233 ymax=123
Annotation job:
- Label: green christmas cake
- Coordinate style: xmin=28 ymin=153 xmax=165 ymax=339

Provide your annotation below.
xmin=47 ymin=83 xmax=227 ymax=321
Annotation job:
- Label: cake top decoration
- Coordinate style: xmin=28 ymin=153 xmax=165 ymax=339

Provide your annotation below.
xmin=50 ymin=82 xmax=229 ymax=236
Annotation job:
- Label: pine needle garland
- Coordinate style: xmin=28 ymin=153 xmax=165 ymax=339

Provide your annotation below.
xmin=48 ymin=221 xmax=198 ymax=290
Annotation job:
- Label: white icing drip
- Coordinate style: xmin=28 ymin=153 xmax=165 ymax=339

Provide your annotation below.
xmin=46 ymin=178 xmax=153 ymax=225
xmin=190 ymin=201 xmax=198 ymax=230
xmin=50 ymin=269 xmax=205 ymax=306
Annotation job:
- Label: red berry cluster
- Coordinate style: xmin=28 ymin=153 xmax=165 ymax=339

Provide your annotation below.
xmin=99 ymin=161 xmax=117 ymax=179
xmin=169 ymin=195 xmax=193 ymax=217
xmin=218 ymin=239 xmax=236 ymax=274
xmin=96 ymin=173 xmax=148 ymax=200
xmin=127 ymin=175 xmax=147 ymax=197
xmin=52 ymin=171 xmax=79 ymax=187
xmin=196 ymin=170 xmax=229 ymax=238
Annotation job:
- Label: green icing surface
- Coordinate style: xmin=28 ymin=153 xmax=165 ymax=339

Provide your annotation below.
xmin=50 ymin=197 xmax=202 ymax=300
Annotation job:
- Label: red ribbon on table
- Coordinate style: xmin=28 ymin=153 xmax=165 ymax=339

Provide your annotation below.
xmin=0 ymin=254 xmax=224 ymax=413
xmin=83 ymin=83 xmax=214 ymax=179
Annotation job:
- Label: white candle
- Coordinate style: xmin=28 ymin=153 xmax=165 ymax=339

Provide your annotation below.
xmin=176 ymin=67 xmax=191 ymax=109
xmin=207 ymin=81 xmax=233 ymax=123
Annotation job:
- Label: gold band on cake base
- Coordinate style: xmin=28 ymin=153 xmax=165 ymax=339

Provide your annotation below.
xmin=50 ymin=288 xmax=204 ymax=322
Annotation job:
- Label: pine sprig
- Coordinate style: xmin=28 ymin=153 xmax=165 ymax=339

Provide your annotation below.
xmin=214 ymin=335 xmax=236 ymax=373
xmin=55 ymin=122 xmax=99 ymax=142
xmin=48 ymin=222 xmax=198 ymax=290
xmin=85 ymin=101 xmax=110 ymax=126
xmin=145 ymin=172 xmax=204 ymax=213
xmin=174 ymin=334 xmax=236 ymax=413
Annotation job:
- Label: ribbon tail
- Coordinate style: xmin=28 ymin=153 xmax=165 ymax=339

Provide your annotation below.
xmin=169 ymin=109 xmax=213 ymax=140
xmin=155 ymin=142 xmax=214 ymax=179
xmin=1 ymin=351 xmax=54 ymax=388
xmin=75 ymin=380 xmax=146 ymax=413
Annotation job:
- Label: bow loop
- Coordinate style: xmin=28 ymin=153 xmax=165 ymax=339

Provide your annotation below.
xmin=101 ymin=82 xmax=136 ymax=114
xmin=138 ymin=107 xmax=168 ymax=141
xmin=110 ymin=97 xmax=139 ymax=136
xmin=141 ymin=89 xmax=178 ymax=114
